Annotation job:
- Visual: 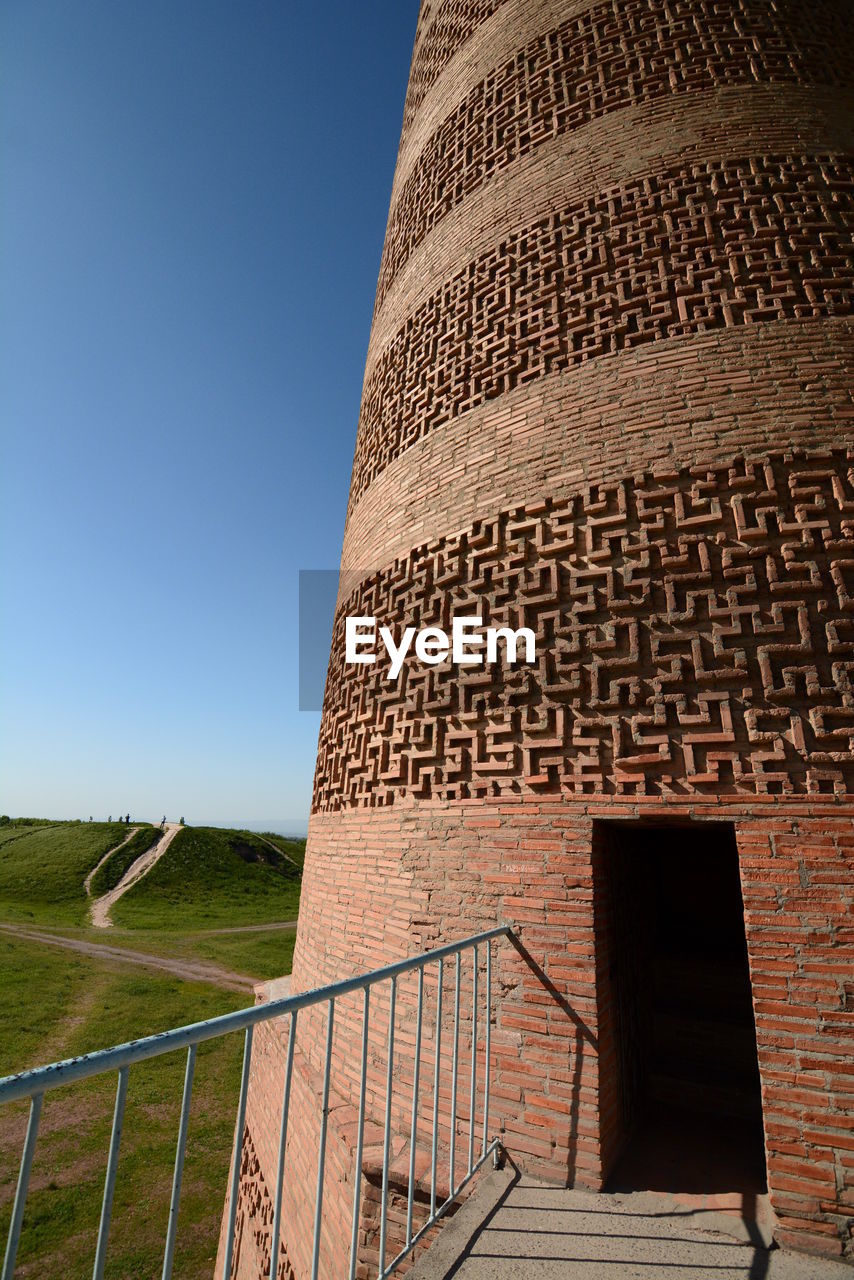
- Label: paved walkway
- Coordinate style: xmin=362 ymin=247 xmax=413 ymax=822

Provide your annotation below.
xmin=410 ymin=1170 xmax=850 ymax=1280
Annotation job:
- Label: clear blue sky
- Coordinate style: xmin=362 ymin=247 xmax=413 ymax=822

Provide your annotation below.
xmin=1 ymin=1 xmax=418 ymax=832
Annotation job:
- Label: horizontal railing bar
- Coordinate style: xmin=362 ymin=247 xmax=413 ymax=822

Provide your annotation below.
xmin=0 ymin=927 xmax=511 ymax=1105
xmin=381 ymin=1138 xmax=501 ymax=1279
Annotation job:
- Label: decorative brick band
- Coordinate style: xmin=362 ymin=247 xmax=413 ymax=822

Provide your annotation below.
xmin=351 ymin=152 xmax=854 ymax=510
xmin=316 ymin=452 xmax=854 ymax=812
xmin=368 ymin=84 xmax=854 ymax=373
xmin=344 ymin=320 xmax=854 ymax=575
xmin=400 ymin=0 xmax=510 ymax=143
xmin=377 ymin=0 xmax=854 ymax=313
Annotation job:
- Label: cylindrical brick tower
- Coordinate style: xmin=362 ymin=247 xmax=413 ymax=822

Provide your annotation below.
xmin=225 ymin=2 xmax=854 ymax=1273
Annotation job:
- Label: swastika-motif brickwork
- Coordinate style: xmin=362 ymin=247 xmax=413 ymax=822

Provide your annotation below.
xmin=351 ymin=153 xmax=854 ymax=512
xmin=401 ymin=0 xmax=508 ymax=141
xmin=234 ymin=2 xmax=854 ymax=1270
xmin=377 ymin=0 xmax=854 ymax=312
xmin=224 ymin=1128 xmax=293 ymax=1280
xmin=316 ymin=453 xmax=854 ymax=811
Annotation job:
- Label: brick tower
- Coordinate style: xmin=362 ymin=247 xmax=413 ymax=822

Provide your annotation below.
xmin=224 ymin=2 xmax=854 ymax=1273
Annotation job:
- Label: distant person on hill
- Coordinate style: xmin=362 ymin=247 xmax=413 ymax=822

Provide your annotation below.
xmin=125 ymin=813 xmax=130 ymax=824
xmin=179 ymin=816 xmax=185 ymax=825
xmin=160 ymin=815 xmax=166 ymax=830
xmin=108 ymin=814 xmax=112 ymax=823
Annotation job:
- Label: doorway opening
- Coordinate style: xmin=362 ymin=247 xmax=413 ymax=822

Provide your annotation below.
xmin=594 ymin=821 xmax=767 ymax=1202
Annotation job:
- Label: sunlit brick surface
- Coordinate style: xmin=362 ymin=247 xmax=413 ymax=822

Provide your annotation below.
xmin=223 ymin=1 xmax=854 ymax=1273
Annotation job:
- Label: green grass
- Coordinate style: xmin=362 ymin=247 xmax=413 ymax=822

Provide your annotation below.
xmin=0 ymin=819 xmax=302 ymax=977
xmin=255 ymin=831 xmax=306 ymax=870
xmin=35 ymin=923 xmax=299 ymax=982
xmin=0 ymin=823 xmax=129 ymax=925
xmin=0 ymin=820 xmax=305 ymax=1277
xmin=0 ymin=819 xmax=62 ymax=844
xmin=111 ymin=826 xmax=302 ymax=930
xmin=88 ymin=825 xmax=161 ymax=897
xmin=93 ymin=924 xmax=297 ymax=980
xmin=0 ymin=935 xmax=246 ymax=1279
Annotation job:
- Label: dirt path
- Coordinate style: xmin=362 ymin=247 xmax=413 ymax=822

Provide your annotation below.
xmin=84 ymin=827 xmax=140 ymax=896
xmin=90 ymin=822 xmax=182 ymax=929
xmin=257 ymin=834 xmax=302 ymax=871
xmin=0 ymin=923 xmax=254 ymax=993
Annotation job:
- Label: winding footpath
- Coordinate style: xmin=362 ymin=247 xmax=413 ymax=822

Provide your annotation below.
xmin=89 ymin=822 xmax=182 ymax=928
xmin=84 ymin=826 xmax=140 ymax=896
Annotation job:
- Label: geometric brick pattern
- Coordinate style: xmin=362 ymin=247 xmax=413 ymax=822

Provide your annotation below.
xmin=400 ymin=0 xmax=508 ymax=142
xmin=352 ymin=153 xmax=854 ymax=508
xmin=237 ymin=0 xmax=854 ymax=1269
xmin=378 ymin=0 xmax=854 ymax=311
xmin=319 ymin=452 xmax=854 ymax=809
xmin=222 ymin=1127 xmax=292 ymax=1280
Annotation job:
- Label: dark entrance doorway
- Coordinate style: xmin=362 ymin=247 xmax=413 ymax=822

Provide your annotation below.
xmin=595 ymin=821 xmax=767 ymax=1200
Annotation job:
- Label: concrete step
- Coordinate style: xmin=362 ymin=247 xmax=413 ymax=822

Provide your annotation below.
xmin=408 ymin=1167 xmax=851 ymax=1280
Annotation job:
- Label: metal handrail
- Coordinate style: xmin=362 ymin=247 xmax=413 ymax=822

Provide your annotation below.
xmin=1 ymin=924 xmax=512 ymax=1280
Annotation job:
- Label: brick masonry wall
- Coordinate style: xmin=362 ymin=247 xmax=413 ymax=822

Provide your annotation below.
xmin=323 ymin=451 xmax=854 ymax=810
xmin=223 ymin=796 xmax=854 ymax=1269
xmin=377 ymin=0 xmax=854 ymax=315
xmin=352 ymin=153 xmax=853 ymax=508
xmin=225 ymin=0 xmax=854 ymax=1273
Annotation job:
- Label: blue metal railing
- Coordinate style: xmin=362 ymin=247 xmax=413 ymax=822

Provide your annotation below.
xmin=0 ymin=925 xmax=511 ymax=1280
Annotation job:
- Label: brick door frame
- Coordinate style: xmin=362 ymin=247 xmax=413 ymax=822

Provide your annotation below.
xmin=591 ymin=815 xmax=766 ymax=1190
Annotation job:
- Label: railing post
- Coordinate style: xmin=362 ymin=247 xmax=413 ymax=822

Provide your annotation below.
xmin=310 ymin=999 xmax=335 ymax=1280
xmin=2 ymin=1091 xmax=42 ymax=1280
xmin=406 ymin=966 xmax=424 ymax=1246
xmin=93 ymin=1065 xmax=129 ymax=1280
xmin=482 ymin=939 xmax=491 ymax=1159
xmin=162 ymin=1044 xmax=197 ymax=1280
xmin=378 ymin=975 xmax=397 ymax=1277
xmin=348 ymin=987 xmax=370 ymax=1280
xmin=222 ymin=1025 xmax=254 ymax=1279
xmin=468 ymin=946 xmax=478 ymax=1176
xmin=269 ymin=1009 xmax=298 ymax=1280
xmin=430 ymin=957 xmax=443 ymax=1219
xmin=449 ymin=951 xmax=461 ymax=1198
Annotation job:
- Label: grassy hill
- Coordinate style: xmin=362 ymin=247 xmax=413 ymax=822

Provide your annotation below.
xmin=88 ymin=824 xmax=161 ymax=896
xmin=0 ymin=819 xmax=306 ymax=977
xmin=256 ymin=830 xmax=307 ymax=870
xmin=0 ymin=821 xmax=130 ymax=924
xmin=0 ymin=933 xmax=242 ymax=1278
xmin=0 ymin=821 xmax=307 ymax=1278
xmin=111 ymin=826 xmax=303 ymax=929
